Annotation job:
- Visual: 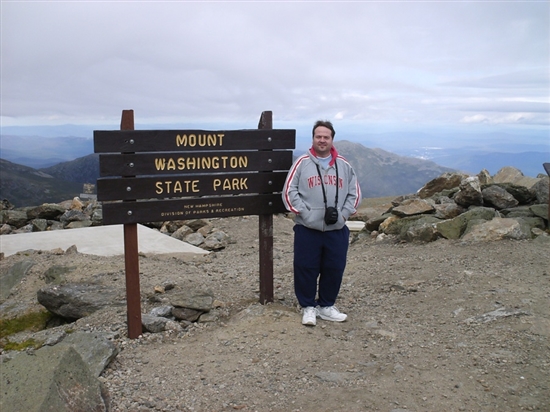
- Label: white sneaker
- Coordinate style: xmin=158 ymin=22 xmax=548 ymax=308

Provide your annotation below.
xmin=317 ymin=306 xmax=347 ymax=322
xmin=301 ymin=306 xmax=317 ymax=326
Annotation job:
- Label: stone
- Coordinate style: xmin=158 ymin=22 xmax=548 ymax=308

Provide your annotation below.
xmin=169 ymin=289 xmax=214 ymax=312
xmin=60 ymin=209 xmax=89 ymax=224
xmin=433 ymin=203 xmax=464 ymax=220
xmin=0 ymin=210 xmax=28 ymax=228
xmin=481 ymin=185 xmax=519 ymax=210
xmin=391 ymin=198 xmax=435 ymax=217
xmin=37 ymin=284 xmax=126 ymax=320
xmin=171 ymin=225 xmax=193 ymax=240
xmin=436 ymin=207 xmax=498 ymax=240
xmin=0 ymin=344 xmax=109 ymax=412
xmin=26 ymin=203 xmax=66 ymax=220
xmin=529 ymin=204 xmax=548 ymax=221
xmin=0 ymin=260 xmax=35 ymax=301
xmin=403 ymin=218 xmax=441 ymax=243
xmin=453 ymin=176 xmax=483 ymax=207
xmin=417 ymin=172 xmax=467 ymax=199
xmin=531 ymin=176 xmax=549 ymax=204
xmin=461 ymin=217 xmax=531 ymax=242
xmin=60 ymin=331 xmax=119 ymax=377
xmin=31 ymin=218 xmax=48 ymax=232
xmin=172 ymin=306 xmax=203 ymax=322
xmin=44 ymin=265 xmax=75 ymax=284
xmin=141 ymin=313 xmax=182 ymax=333
xmin=184 ymin=232 xmax=205 ymax=246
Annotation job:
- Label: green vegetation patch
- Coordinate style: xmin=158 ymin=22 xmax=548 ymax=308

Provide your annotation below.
xmin=2 ymin=338 xmax=42 ymax=351
xmin=0 ymin=310 xmax=52 ymax=339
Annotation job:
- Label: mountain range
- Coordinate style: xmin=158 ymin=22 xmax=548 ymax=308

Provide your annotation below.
xmin=1 ymin=140 xmax=457 ymax=208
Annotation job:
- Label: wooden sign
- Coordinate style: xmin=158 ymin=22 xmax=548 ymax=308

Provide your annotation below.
xmin=94 ymin=111 xmax=294 ymax=338
xmin=95 ymin=128 xmax=295 ymax=225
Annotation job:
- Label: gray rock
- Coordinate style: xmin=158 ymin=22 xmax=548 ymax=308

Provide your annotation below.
xmin=172 ymin=306 xmax=203 ymax=322
xmin=150 ymin=305 xmax=174 ymax=318
xmin=171 ymin=225 xmax=193 ymax=240
xmin=531 ymin=176 xmax=549 ymax=204
xmin=403 ymin=218 xmax=441 ymax=243
xmin=529 ymin=204 xmax=548 ymax=221
xmin=461 ymin=217 xmax=531 ymax=242
xmin=0 ymin=345 xmax=109 ymax=412
xmin=0 ymin=260 xmax=34 ymax=301
xmin=60 ymin=209 xmax=89 ymax=224
xmin=31 ymin=218 xmax=48 ymax=232
xmin=169 ymin=289 xmax=214 ymax=311
xmin=433 ymin=203 xmax=464 ymax=219
xmin=37 ymin=284 xmax=125 ymax=320
xmin=436 ymin=207 xmax=498 ymax=240
xmin=60 ymin=331 xmax=119 ymax=377
xmin=27 ymin=203 xmax=66 ymax=220
xmin=141 ymin=313 xmax=182 ymax=333
xmin=454 ymin=176 xmax=483 ymax=207
xmin=391 ymin=198 xmax=435 ymax=217
xmin=417 ymin=172 xmax=467 ymax=199
xmin=482 ymin=185 xmax=519 ymax=210
xmin=0 ymin=209 xmax=28 ymax=228
xmin=185 ymin=232 xmax=205 ymax=246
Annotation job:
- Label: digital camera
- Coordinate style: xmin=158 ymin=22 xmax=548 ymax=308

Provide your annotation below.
xmin=324 ymin=207 xmax=339 ymax=225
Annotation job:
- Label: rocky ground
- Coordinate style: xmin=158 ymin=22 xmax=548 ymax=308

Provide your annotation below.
xmin=1 ymin=211 xmax=549 ymax=412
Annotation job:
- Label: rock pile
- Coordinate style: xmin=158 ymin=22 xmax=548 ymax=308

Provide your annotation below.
xmin=354 ymin=166 xmax=549 ymax=243
xmin=0 ymin=198 xmax=229 ymax=251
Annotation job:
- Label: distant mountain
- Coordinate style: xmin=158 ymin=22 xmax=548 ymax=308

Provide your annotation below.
xmin=394 ymin=146 xmax=549 ymax=178
xmin=333 ymin=140 xmax=456 ymax=198
xmin=0 ymin=159 xmax=83 ymax=208
xmin=40 ymin=154 xmax=99 ymax=184
xmin=0 ymin=135 xmax=94 ymax=169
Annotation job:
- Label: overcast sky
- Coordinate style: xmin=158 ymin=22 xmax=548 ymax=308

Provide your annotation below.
xmin=1 ymin=1 xmax=549 ymax=149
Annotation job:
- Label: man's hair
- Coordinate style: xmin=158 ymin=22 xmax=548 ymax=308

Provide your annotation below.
xmin=312 ymin=120 xmax=335 ymax=139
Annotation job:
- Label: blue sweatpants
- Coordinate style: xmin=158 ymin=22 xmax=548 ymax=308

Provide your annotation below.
xmin=293 ymin=224 xmax=350 ymax=308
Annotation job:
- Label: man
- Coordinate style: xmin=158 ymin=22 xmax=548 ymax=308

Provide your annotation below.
xmin=282 ymin=120 xmax=362 ymax=326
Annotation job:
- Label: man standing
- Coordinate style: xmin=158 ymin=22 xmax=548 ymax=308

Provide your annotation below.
xmin=282 ymin=120 xmax=362 ymax=326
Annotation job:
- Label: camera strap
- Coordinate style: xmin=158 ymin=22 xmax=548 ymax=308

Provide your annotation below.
xmin=315 ymin=159 xmax=339 ymax=209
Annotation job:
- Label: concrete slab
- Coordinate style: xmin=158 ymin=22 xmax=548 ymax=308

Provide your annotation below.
xmin=346 ymin=221 xmax=365 ymax=232
xmin=0 ymin=224 xmax=209 ymax=257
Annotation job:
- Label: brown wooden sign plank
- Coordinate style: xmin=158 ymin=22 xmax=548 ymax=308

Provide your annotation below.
xmin=101 ymin=193 xmax=286 ymax=225
xmin=94 ymin=129 xmax=295 ymax=153
xmin=99 ymin=150 xmax=293 ymax=177
xmin=97 ymin=171 xmax=288 ymax=201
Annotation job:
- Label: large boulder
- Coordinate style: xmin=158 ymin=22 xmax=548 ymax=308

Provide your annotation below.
xmin=37 ymin=284 xmax=126 ymax=320
xmin=461 ymin=217 xmax=531 ymax=242
xmin=436 ymin=207 xmax=498 ymax=240
xmin=0 ymin=344 xmax=109 ymax=412
xmin=454 ymin=176 xmax=483 ymax=207
xmin=417 ymin=172 xmax=467 ymax=199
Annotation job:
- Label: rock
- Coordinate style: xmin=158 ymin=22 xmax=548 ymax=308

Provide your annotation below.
xmin=31 ymin=218 xmax=48 ymax=232
xmin=436 ymin=207 xmax=497 ymax=240
xmin=0 ymin=260 xmax=35 ymax=301
xmin=26 ymin=203 xmax=66 ymax=220
xmin=391 ymin=198 xmax=435 ymax=217
xmin=477 ymin=169 xmax=492 ymax=184
xmin=481 ymin=185 xmax=519 ymax=209
xmin=433 ymin=203 xmax=465 ymax=219
xmin=403 ymin=217 xmax=441 ymax=242
xmin=529 ymin=204 xmax=548 ymax=221
xmin=531 ymin=176 xmax=549 ymax=204
xmin=454 ymin=176 xmax=483 ymax=207
xmin=461 ymin=217 xmax=531 ymax=242
xmin=0 ymin=210 xmax=28 ymax=228
xmin=0 ymin=344 xmax=109 ymax=412
xmin=172 ymin=306 xmax=203 ymax=322
xmin=37 ymin=284 xmax=126 ymax=320
xmin=184 ymin=232 xmax=205 ymax=246
xmin=44 ymin=265 xmax=75 ymax=284
xmin=141 ymin=313 xmax=182 ymax=333
xmin=493 ymin=166 xmax=539 ymax=188
xmin=59 ymin=209 xmax=89 ymax=224
xmin=150 ymin=305 xmax=174 ymax=318
xmin=168 ymin=289 xmax=214 ymax=312
xmin=60 ymin=331 xmax=119 ymax=377
xmin=171 ymin=225 xmax=193 ymax=240
xmin=417 ymin=172 xmax=467 ymax=199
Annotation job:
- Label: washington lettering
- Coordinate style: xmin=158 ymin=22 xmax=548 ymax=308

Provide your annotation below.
xmin=154 ymin=155 xmax=248 ymax=171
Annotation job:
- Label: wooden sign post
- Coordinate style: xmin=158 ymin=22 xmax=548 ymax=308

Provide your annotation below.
xmin=94 ymin=111 xmax=295 ymax=338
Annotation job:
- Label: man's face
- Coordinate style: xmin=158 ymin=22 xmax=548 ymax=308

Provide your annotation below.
xmin=312 ymin=126 xmax=333 ymax=157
